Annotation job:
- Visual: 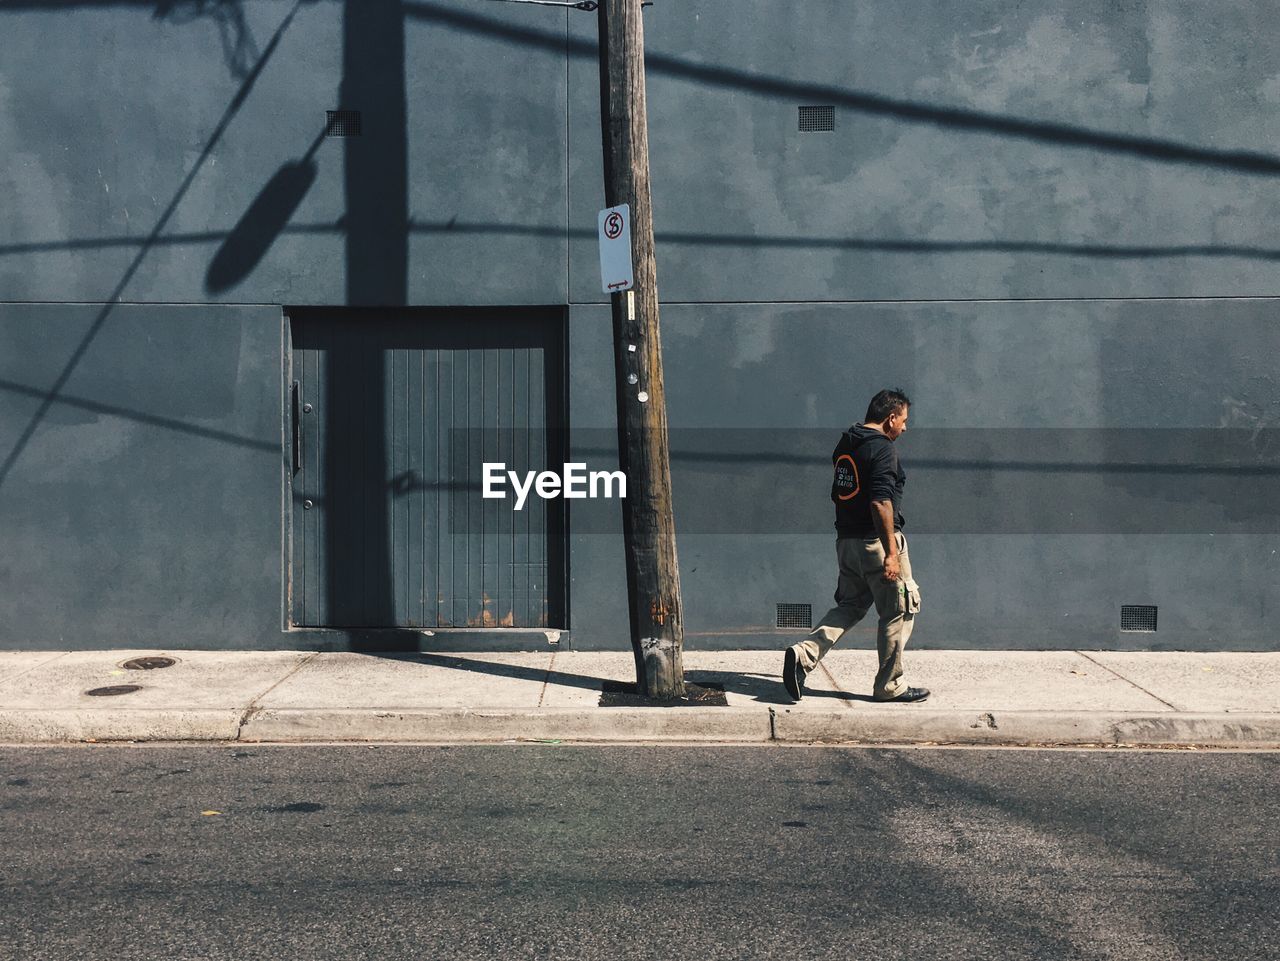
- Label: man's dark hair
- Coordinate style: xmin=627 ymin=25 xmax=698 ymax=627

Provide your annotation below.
xmin=865 ymin=388 xmax=911 ymax=423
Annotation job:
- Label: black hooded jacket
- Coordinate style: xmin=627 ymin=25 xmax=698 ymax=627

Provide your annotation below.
xmin=830 ymin=424 xmax=906 ymax=538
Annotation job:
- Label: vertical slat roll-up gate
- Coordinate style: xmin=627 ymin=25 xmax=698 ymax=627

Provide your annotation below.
xmin=288 ymin=308 xmax=567 ymax=629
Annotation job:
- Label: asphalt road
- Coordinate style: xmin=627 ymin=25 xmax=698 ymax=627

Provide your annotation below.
xmin=2 ymin=745 xmax=1277 ymax=961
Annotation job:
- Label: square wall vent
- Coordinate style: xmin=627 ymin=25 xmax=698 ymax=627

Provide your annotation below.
xmin=1121 ymin=605 xmax=1158 ymax=632
xmin=776 ymin=603 xmax=813 ymax=629
xmin=326 ymin=110 xmax=362 ymax=137
xmin=798 ymin=105 xmax=835 ymax=131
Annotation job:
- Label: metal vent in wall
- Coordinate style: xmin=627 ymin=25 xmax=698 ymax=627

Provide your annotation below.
xmin=798 ymin=105 xmax=835 ymax=131
xmin=326 ymin=110 xmax=362 ymax=136
xmin=1121 ymin=605 xmax=1158 ymax=632
xmin=776 ymin=603 xmax=813 ymax=629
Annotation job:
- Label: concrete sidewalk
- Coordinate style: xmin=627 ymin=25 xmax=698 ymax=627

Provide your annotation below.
xmin=1 ymin=649 xmax=1278 ymax=748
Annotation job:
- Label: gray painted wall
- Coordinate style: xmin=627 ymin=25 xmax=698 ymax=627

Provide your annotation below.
xmin=0 ymin=304 xmax=285 ymax=647
xmin=1 ymin=1 xmax=1277 ymax=650
xmin=568 ymin=300 xmax=1280 ymax=651
xmin=1 ymin=0 xmax=568 ymax=306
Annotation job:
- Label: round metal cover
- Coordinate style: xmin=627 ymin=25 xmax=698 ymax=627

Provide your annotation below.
xmin=122 ymin=656 xmax=177 ymax=670
xmin=85 ymin=685 xmax=143 ymax=697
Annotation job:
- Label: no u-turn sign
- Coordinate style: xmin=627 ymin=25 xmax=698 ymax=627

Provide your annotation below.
xmin=598 ymin=203 xmax=634 ymax=293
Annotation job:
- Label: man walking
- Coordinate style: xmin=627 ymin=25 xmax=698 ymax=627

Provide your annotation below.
xmin=783 ymin=388 xmax=929 ymax=703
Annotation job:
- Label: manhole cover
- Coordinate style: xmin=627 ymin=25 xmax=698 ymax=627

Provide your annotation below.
xmin=122 ymin=656 xmax=177 ymax=670
xmin=85 ymin=685 xmax=143 ymax=697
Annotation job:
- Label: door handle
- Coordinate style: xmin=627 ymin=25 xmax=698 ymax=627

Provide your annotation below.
xmin=291 ymin=381 xmax=301 ymax=475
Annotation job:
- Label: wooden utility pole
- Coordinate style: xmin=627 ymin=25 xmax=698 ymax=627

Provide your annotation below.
xmin=597 ymin=0 xmax=685 ymax=698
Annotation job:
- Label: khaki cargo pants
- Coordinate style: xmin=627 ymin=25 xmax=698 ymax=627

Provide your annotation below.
xmin=794 ymin=532 xmax=922 ymax=700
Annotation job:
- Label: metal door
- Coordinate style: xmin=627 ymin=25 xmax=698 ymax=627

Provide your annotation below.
xmin=287 ymin=308 xmax=567 ymax=629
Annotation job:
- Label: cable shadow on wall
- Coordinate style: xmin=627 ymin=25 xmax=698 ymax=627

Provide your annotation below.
xmin=402 ymin=0 xmax=1280 ymax=177
xmin=2 ymin=0 xmax=1279 ymax=175
xmin=15 ymin=223 xmax=1280 ymax=264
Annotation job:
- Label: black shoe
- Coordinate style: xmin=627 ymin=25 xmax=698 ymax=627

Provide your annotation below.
xmin=783 ymin=647 xmax=807 ymax=701
xmin=876 ymin=686 xmax=930 ymax=703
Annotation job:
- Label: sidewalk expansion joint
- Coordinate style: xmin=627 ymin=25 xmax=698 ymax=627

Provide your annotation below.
xmin=1077 ymin=651 xmax=1180 ymax=711
xmin=0 ymin=651 xmax=70 ymax=689
xmin=537 ymin=651 xmax=556 ymax=708
xmin=236 ymin=652 xmax=320 ymax=736
xmin=816 ymin=661 xmax=853 ymax=708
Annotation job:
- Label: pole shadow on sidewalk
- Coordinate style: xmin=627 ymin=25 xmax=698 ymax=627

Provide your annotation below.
xmin=352 ymin=650 xmax=883 ymax=706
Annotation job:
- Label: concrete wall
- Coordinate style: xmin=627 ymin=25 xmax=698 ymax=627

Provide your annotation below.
xmin=1 ymin=1 xmax=567 ymax=306
xmin=567 ymin=300 xmax=1280 ymax=651
xmin=0 ymin=304 xmax=285 ymax=647
xmin=1 ymin=0 xmax=1277 ymax=650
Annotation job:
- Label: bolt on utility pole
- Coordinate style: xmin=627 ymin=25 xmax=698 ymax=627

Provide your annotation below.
xmin=597 ymin=0 xmax=685 ymax=698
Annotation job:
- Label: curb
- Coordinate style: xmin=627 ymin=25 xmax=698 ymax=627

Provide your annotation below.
xmin=0 ymin=709 xmax=243 ymax=743
xmin=239 ymin=707 xmax=774 ymax=743
xmin=770 ymin=709 xmax=1280 ymax=748
xmin=1 ymin=708 xmax=1277 ymax=749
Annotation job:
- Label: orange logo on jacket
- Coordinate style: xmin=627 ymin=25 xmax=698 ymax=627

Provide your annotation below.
xmin=834 ymin=453 xmax=860 ymax=500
